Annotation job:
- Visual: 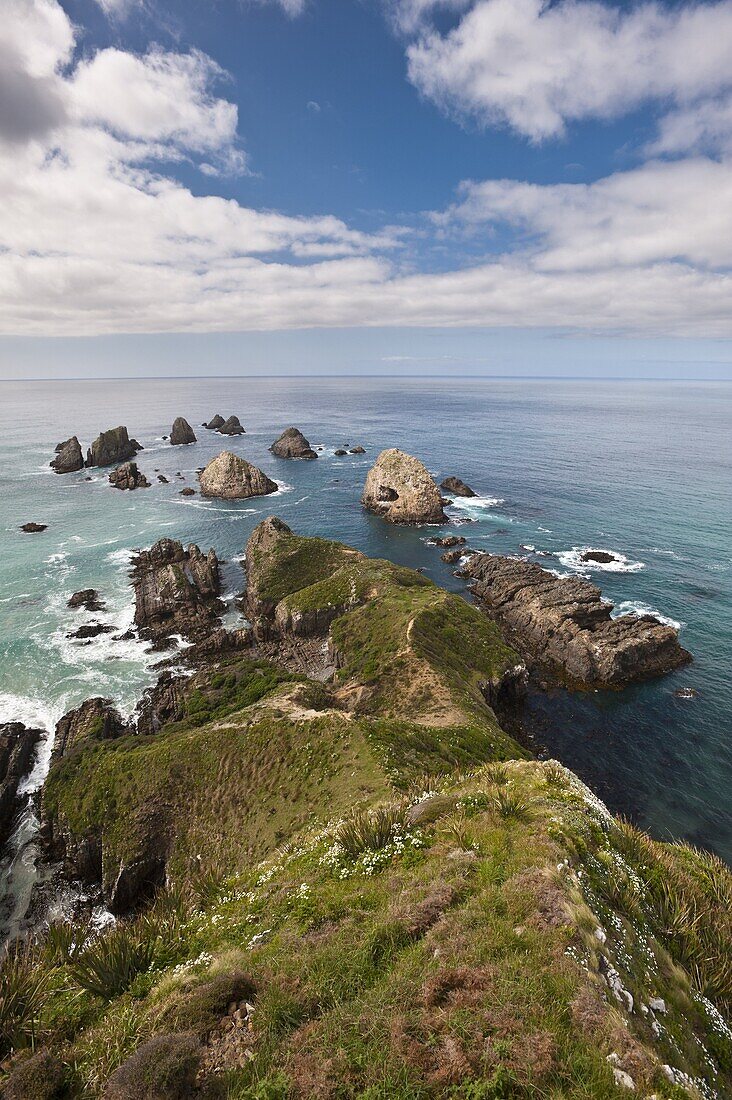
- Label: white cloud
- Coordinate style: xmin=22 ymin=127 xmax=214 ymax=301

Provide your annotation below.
xmin=387 ymin=0 xmax=472 ymax=34
xmin=650 ymin=93 xmax=732 ymax=156
xmin=442 ymin=158 xmax=732 ymax=271
xmin=405 ymin=0 xmax=732 ymax=141
xmin=2 ymin=0 xmax=732 ymax=341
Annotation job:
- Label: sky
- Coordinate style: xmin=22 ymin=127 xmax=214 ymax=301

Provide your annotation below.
xmin=1 ymin=0 xmax=731 ymax=379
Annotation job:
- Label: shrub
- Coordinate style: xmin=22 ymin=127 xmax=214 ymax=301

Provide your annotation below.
xmin=335 ymin=803 xmax=408 ymax=859
xmin=493 ymin=788 xmax=533 ymax=821
xmin=103 ymin=1031 xmax=202 ymax=1100
xmin=1 ymin=1050 xmax=65 ymax=1100
xmin=0 ymin=945 xmax=51 ymax=1056
xmin=157 ymin=971 xmax=256 ymax=1039
xmin=69 ymin=925 xmax=155 ymax=1000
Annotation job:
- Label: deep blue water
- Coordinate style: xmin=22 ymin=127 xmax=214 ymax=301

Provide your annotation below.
xmin=0 ymin=377 xmax=730 ymax=909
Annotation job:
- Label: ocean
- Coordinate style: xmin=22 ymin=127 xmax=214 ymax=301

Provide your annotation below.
xmin=1 ymin=376 xmax=730 ymax=938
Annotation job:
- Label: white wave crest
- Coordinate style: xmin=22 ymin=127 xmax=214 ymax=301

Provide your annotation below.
xmin=612 ymin=601 xmax=683 ymax=630
xmin=557 ymin=547 xmax=645 ymax=574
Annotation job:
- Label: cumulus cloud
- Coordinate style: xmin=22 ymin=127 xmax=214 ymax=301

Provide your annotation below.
xmin=650 ymin=93 xmax=732 ymax=156
xmin=2 ymin=0 xmax=732 ymax=340
xmin=404 ymin=0 xmax=732 ymax=141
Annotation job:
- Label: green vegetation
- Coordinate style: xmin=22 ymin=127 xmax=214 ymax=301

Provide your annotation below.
xmin=7 ymin=527 xmax=730 ymax=1098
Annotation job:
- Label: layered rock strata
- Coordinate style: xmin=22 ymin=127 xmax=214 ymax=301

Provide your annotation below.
xmin=461 ymin=553 xmax=691 ymax=688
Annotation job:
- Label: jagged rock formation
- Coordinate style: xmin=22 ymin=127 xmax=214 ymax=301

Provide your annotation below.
xmin=68 ymin=589 xmax=105 ymax=612
xmin=270 ymin=427 xmax=317 ymax=460
xmin=53 ymin=698 xmax=129 ymax=760
xmin=441 ymin=475 xmax=476 ymax=497
xmin=0 ymin=723 xmax=41 ymax=847
xmin=109 ymin=462 xmax=150 ymax=490
xmin=50 ymin=435 xmax=83 ymax=473
xmin=204 ymin=414 xmax=225 ymax=430
xmin=66 ymin=622 xmax=114 ymax=640
xmin=199 ymin=451 xmax=277 ymax=499
xmin=20 ymin=522 xmax=47 ymax=533
xmin=461 ymin=553 xmax=691 ymax=688
xmin=131 ymin=538 xmax=223 ymax=646
xmin=362 ymin=448 xmax=446 ymax=524
xmin=217 ymin=415 xmax=245 ymax=435
xmin=428 ymin=535 xmax=466 ymax=548
xmin=86 ymin=426 xmax=140 ymax=468
xmin=170 ymin=417 xmax=197 ymax=446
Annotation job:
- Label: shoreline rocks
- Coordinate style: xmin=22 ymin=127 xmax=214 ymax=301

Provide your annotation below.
xmin=460 ymin=553 xmax=692 ymax=689
xmin=51 ymin=436 xmax=83 ymax=474
xmin=68 ymin=589 xmax=105 ymax=612
xmin=217 ymin=415 xmax=245 ymax=436
xmin=86 ymin=426 xmax=140 ymax=468
xmin=199 ymin=452 xmax=277 ymax=499
xmin=441 ymin=476 xmax=476 ymax=498
xmin=53 ymin=698 xmax=129 ymax=760
xmin=109 ymin=462 xmax=150 ymax=490
xmin=270 ymin=427 xmax=317 ymax=460
xmin=362 ymin=448 xmax=446 ymax=525
xmin=20 ymin=522 xmax=47 ymax=533
xmin=131 ymin=538 xmax=223 ymax=646
xmin=0 ymin=723 xmax=42 ymax=849
xmin=170 ymin=417 xmax=197 ymax=446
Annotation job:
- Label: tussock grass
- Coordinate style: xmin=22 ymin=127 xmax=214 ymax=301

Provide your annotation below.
xmin=0 ymin=944 xmax=50 ymax=1055
xmin=335 ymin=803 xmax=409 ymax=859
xmin=69 ymin=925 xmax=156 ymax=1000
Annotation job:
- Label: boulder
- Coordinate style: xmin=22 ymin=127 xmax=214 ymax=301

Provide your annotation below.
xmin=270 ymin=427 xmax=317 ymax=460
xmin=0 ymin=722 xmax=42 ymax=848
xmin=109 ymin=462 xmax=150 ymax=490
xmin=349 ymin=446 xmax=366 ymax=454
xmin=199 ymin=451 xmax=277 ymax=499
xmin=427 ymin=535 xmax=466 ymax=548
xmin=217 ymin=415 xmax=245 ymax=435
xmin=441 ymin=548 xmax=465 ymax=564
xmin=68 ymin=589 xmax=105 ymax=612
xmin=334 ymin=449 xmax=347 ymax=456
xmin=20 ymin=522 xmax=47 ymax=533
xmin=66 ymin=622 xmax=114 ymax=640
xmin=131 ymin=538 xmax=223 ymax=645
xmin=170 ymin=417 xmax=197 ymax=446
xmin=179 ymin=487 xmax=196 ymax=496
xmin=441 ymin=476 xmax=476 ymax=498
xmin=461 ymin=553 xmax=692 ymax=689
xmin=53 ymin=697 xmax=129 ymax=759
xmin=86 ymin=426 xmax=138 ymax=468
xmin=205 ymin=414 xmax=225 ymax=430
xmin=158 ymin=474 xmax=169 ymax=484
xmin=362 ymin=448 xmax=446 ymax=525
xmin=51 ymin=435 xmax=84 ymax=474
xmin=580 ymin=550 xmax=618 ymax=564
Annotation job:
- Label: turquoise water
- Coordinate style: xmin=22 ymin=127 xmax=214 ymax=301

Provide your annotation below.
xmin=0 ymin=377 xmax=730 ymax=894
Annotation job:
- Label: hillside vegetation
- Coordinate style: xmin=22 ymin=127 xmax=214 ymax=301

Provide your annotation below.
xmin=2 ymin=524 xmax=731 ymax=1099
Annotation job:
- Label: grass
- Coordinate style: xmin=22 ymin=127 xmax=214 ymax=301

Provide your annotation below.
xmin=334 ymin=803 xmax=409 ymax=859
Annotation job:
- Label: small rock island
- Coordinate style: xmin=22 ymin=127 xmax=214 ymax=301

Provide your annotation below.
xmin=362 ymin=448 xmax=446 ymax=524
xmin=270 ymin=427 xmax=317 ymax=459
xmin=199 ymin=451 xmax=277 ymax=499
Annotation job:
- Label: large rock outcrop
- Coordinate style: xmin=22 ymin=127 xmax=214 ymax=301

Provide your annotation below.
xmin=86 ymin=426 xmax=140 ymax=468
xmin=199 ymin=451 xmax=277 ymax=499
xmin=204 ymin=414 xmax=225 ymax=430
xmin=270 ymin=427 xmax=317 ymax=460
xmin=441 ymin=476 xmax=476 ymax=498
xmin=131 ymin=539 xmax=223 ymax=646
xmin=51 ymin=436 xmax=83 ymax=473
xmin=0 ymin=723 xmax=42 ymax=848
xmin=217 ymin=415 xmax=245 ymax=436
xmin=109 ymin=462 xmax=150 ymax=490
xmin=53 ymin=698 xmax=129 ymax=760
xmin=362 ymin=448 xmax=446 ymax=525
xmin=461 ymin=553 xmax=691 ymax=689
xmin=170 ymin=417 xmax=197 ymax=445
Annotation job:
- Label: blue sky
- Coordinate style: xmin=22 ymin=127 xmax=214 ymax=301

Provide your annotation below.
xmin=1 ymin=0 xmax=731 ymax=377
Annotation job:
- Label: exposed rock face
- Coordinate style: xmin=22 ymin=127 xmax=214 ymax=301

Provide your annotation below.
xmin=51 ymin=435 xmax=83 ymax=473
xmin=199 ymin=451 xmax=277 ymax=499
xmin=0 ymin=723 xmax=42 ymax=847
xmin=349 ymin=446 xmax=366 ymax=454
xmin=461 ymin=553 xmax=692 ymax=689
xmin=362 ymin=448 xmax=446 ymax=525
xmin=217 ymin=415 xmax=245 ymax=435
xmin=581 ymin=550 xmax=617 ymax=564
xmin=135 ymin=671 xmax=190 ymax=736
xmin=53 ymin=698 xmax=129 ymax=760
xmin=109 ymin=462 xmax=150 ymax=490
xmin=86 ymin=426 xmax=140 ymax=468
xmin=428 ymin=535 xmax=466 ymax=548
xmin=243 ymin=515 xmax=293 ymax=620
xmin=20 ymin=522 xmax=47 ymax=533
xmin=131 ymin=538 xmax=223 ymax=645
xmin=179 ymin=487 xmax=196 ymax=496
xmin=68 ymin=589 xmax=105 ymax=612
xmin=170 ymin=417 xmax=197 ymax=446
xmin=205 ymin=414 xmax=225 ymax=430
xmin=270 ymin=427 xmax=317 ymax=460
xmin=441 ymin=548 xmax=465 ymax=564
xmin=441 ymin=476 xmax=476 ymax=498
